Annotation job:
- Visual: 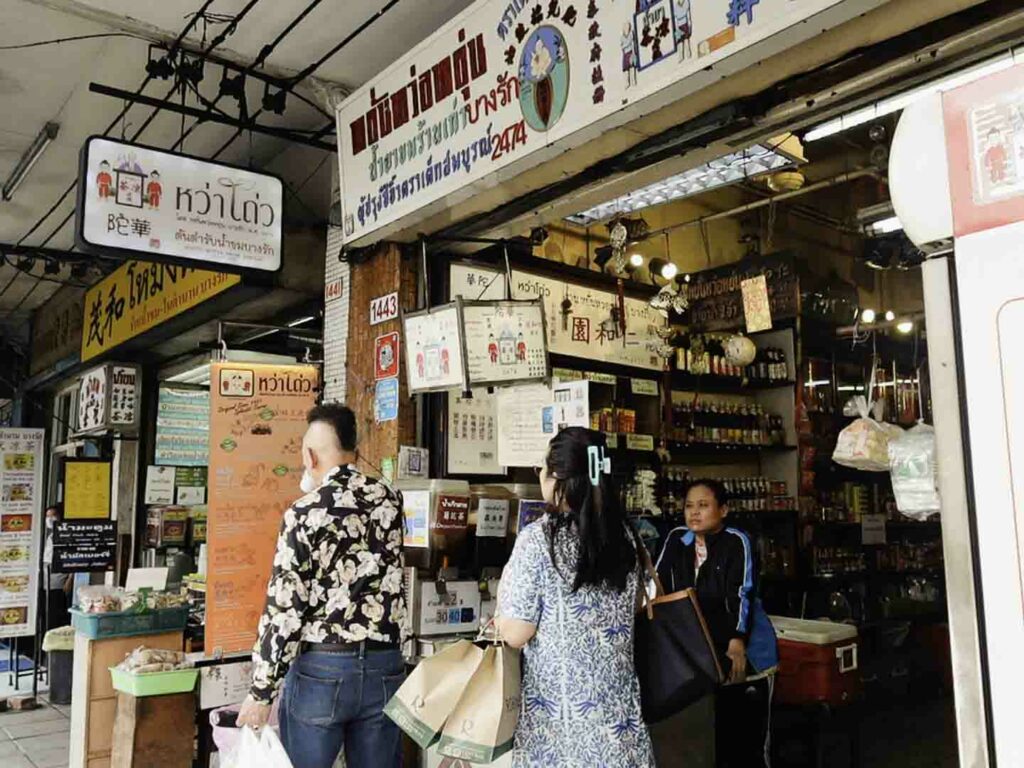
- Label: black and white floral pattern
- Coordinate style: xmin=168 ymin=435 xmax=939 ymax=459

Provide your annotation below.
xmin=250 ymin=465 xmax=406 ymax=702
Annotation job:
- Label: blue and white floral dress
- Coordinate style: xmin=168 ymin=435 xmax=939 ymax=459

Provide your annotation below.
xmin=499 ymin=518 xmax=654 ymax=768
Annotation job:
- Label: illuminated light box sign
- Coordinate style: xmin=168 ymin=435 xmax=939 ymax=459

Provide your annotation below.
xmin=76 ymin=137 xmax=283 ymax=273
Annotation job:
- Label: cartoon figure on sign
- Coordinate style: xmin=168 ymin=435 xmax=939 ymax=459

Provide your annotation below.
xmin=674 ymin=0 xmax=693 ymax=61
xmin=415 ymin=342 xmax=425 ymax=380
xmin=488 ymin=333 xmax=499 ymax=364
xmin=621 ymin=23 xmax=637 ymax=87
xmin=96 ymin=160 xmax=113 ymax=200
xmin=517 ymin=332 xmax=527 ymax=362
xmin=985 ymin=127 xmax=1009 ymax=185
xmin=378 ymin=339 xmax=395 ymax=375
xmin=518 ymin=26 xmax=570 ymax=131
xmin=146 ymin=170 xmax=162 ymax=209
xmin=440 ymin=336 xmax=451 ymax=375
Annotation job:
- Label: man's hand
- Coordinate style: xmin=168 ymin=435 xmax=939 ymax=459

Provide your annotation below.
xmin=726 ymin=638 xmax=748 ymax=685
xmin=237 ymin=695 xmax=271 ymax=729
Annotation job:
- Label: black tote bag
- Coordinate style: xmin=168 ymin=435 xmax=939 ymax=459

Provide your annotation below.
xmin=633 ymin=552 xmax=724 ymax=724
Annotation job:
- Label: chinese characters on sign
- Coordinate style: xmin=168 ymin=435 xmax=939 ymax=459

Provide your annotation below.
xmin=109 ymin=365 xmax=139 ymax=425
xmin=462 ymin=300 xmax=548 ymax=385
xmin=63 ymin=460 xmax=112 ymax=521
xmin=0 ymin=429 xmax=44 ymax=638
xmin=435 ymin=494 xmax=470 ymax=532
xmin=740 ymin=274 xmax=773 ymax=333
xmin=81 ymin=260 xmax=240 ymax=361
xmin=78 ymin=137 xmax=283 ymax=272
xmin=447 ymin=389 xmax=503 ymax=475
xmin=78 ymin=367 xmax=107 ymax=433
xmin=403 ymin=303 xmax=467 ymax=393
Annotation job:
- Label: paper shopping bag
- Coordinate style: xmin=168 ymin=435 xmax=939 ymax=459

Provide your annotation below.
xmin=384 ymin=639 xmax=485 ymax=748
xmin=437 ymin=643 xmax=521 ymax=763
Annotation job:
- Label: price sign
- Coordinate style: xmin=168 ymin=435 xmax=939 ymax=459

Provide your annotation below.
xmin=325 ymin=279 xmax=344 ymax=303
xmin=631 ymin=379 xmax=659 ymax=396
xmin=370 ymin=292 xmax=399 ymax=326
xmin=626 ymin=433 xmax=655 ymax=451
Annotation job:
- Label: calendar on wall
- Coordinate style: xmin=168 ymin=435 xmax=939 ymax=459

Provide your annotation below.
xmin=462 ymin=300 xmax=549 ymax=387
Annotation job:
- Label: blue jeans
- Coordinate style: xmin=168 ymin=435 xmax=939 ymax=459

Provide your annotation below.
xmin=279 ymin=648 xmax=406 ymax=768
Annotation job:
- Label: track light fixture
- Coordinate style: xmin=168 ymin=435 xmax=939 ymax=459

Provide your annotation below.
xmin=43 ymin=258 xmax=60 ymax=275
xmin=15 ymin=256 xmax=34 ymax=273
xmin=70 ymin=262 xmax=89 ymax=279
xmin=145 ymin=46 xmax=175 ymax=80
xmin=178 ymin=55 xmax=205 ymax=86
xmin=219 ymin=68 xmax=246 ymax=100
xmin=262 ymin=82 xmax=288 ymax=115
xmin=529 ymin=226 xmax=549 ymax=246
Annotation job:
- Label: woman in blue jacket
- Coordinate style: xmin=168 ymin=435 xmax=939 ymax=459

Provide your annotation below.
xmin=656 ymin=478 xmax=779 ymax=767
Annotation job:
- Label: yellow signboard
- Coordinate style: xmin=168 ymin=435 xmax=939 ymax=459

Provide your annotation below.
xmin=64 ymin=460 xmax=112 ymax=520
xmin=81 ymin=261 xmax=240 ymax=361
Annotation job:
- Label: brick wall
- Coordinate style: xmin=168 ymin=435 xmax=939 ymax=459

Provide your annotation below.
xmin=345 ymin=243 xmax=418 ymax=472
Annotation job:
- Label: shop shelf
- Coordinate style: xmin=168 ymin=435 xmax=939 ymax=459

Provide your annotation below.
xmin=70 ymin=607 xmax=188 ymax=640
xmin=110 ymin=666 xmax=199 ymax=697
xmin=672 ymin=371 xmax=797 ymax=395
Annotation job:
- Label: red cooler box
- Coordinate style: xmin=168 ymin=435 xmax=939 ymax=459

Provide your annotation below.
xmin=770 ymin=616 xmax=861 ymax=706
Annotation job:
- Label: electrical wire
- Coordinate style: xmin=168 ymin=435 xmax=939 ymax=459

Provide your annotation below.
xmin=0 ymin=33 xmax=153 ymax=51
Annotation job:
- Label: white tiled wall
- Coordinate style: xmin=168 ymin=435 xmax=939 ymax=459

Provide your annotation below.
xmin=323 ymin=224 xmax=350 ymax=404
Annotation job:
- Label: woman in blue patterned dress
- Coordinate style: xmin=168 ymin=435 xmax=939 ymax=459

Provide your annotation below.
xmin=498 ymin=428 xmax=654 ymax=768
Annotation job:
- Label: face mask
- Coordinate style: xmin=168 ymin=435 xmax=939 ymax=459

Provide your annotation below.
xmin=300 ymin=469 xmax=318 ymax=494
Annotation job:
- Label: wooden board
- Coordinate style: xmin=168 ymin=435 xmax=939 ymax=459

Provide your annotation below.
xmin=111 ymin=691 xmax=195 ymax=768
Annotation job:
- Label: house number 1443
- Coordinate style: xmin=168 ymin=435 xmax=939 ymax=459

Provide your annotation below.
xmin=370 ymin=292 xmax=399 ymax=326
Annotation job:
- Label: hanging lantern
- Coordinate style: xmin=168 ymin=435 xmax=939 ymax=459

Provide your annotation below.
xmin=723 ymin=334 xmax=757 ymax=367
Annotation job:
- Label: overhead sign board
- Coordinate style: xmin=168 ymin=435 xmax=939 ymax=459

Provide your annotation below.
xmin=335 ymin=0 xmax=883 ymax=245
xmin=76 ymin=136 xmax=283 ymax=273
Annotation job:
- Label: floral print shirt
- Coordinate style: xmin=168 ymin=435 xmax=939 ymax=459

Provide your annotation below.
xmin=498 ymin=517 xmax=654 ymax=768
xmin=250 ymin=465 xmax=406 ymax=702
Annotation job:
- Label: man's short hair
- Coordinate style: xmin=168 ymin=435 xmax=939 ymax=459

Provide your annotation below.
xmin=307 ymin=404 xmax=357 ymax=451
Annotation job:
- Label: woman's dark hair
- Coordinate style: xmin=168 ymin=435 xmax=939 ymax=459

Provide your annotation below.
xmin=544 ymin=427 xmax=636 ymax=592
xmin=685 ymin=478 xmax=729 ymax=507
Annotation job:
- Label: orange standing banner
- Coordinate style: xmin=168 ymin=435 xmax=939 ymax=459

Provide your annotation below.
xmin=206 ymin=362 xmax=320 ymax=656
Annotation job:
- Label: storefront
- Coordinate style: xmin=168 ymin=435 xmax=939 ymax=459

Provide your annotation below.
xmin=329 ymin=0 xmax=1024 ymax=766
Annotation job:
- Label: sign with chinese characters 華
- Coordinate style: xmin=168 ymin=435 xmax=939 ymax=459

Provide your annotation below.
xmin=403 ymin=302 xmax=468 ymax=393
xmin=76 ymin=363 xmax=140 ymax=434
xmin=0 ymin=428 xmax=44 ymax=638
xmin=336 ymin=0 xmax=876 ymax=245
xmin=81 ymin=261 xmax=240 ymax=362
xmin=76 ymin=137 xmax=283 ymax=272
xmin=462 ymin=300 xmax=548 ymax=386
xmin=447 ymin=389 xmax=502 ymax=475
xmin=452 ymin=263 xmax=666 ymax=370
xmin=78 ymin=366 xmax=107 ymax=433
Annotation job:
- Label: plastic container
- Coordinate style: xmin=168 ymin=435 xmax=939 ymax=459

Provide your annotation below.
xmin=770 ymin=616 xmax=861 ymax=706
xmin=109 ymin=666 xmax=198 ymax=697
xmin=70 ymin=607 xmax=188 ymax=640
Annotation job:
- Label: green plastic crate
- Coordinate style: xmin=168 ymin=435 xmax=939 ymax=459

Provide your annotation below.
xmin=70 ymin=607 xmax=188 ymax=639
xmin=109 ymin=666 xmax=198 ymax=697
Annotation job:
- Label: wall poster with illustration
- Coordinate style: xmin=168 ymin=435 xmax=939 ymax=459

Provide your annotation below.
xmin=403 ymin=302 xmax=469 ymax=393
xmin=462 ymin=300 xmax=549 ymax=386
xmin=0 ymin=429 xmax=44 ymax=638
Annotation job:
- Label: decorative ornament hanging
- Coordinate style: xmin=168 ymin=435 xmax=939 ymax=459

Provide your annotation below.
xmin=655 ymin=326 xmax=676 ymax=361
xmin=723 ymin=334 xmax=757 ymax=367
xmin=609 ymin=220 xmax=629 ymax=275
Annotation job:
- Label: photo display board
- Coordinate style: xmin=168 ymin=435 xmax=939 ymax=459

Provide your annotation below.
xmin=462 ymin=300 xmax=549 ymax=386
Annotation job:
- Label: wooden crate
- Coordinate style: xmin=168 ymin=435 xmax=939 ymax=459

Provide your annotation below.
xmin=111 ymin=691 xmax=195 ymax=768
xmin=69 ymin=630 xmax=183 ymax=768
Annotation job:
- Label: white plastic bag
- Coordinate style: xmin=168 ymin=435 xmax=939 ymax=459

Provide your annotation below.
xmin=888 ymin=422 xmax=941 ymax=520
xmin=833 ymin=396 xmax=900 ymax=472
xmin=224 ymin=727 xmax=293 ymax=768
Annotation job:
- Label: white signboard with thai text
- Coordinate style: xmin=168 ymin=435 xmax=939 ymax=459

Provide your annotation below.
xmin=336 ymin=0 xmax=882 ymax=245
xmin=0 ymin=429 xmax=44 ymax=639
xmin=77 ymin=137 xmax=283 ymax=272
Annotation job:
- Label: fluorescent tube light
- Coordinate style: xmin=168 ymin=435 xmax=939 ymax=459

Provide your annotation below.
xmin=565 ymin=142 xmax=800 ymax=226
xmin=2 ymin=122 xmax=59 ymax=201
xmin=805 ymin=53 xmax=1017 ymax=142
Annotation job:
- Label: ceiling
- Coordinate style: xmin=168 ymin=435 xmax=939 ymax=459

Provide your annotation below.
xmin=0 ymin=0 xmax=472 ymax=348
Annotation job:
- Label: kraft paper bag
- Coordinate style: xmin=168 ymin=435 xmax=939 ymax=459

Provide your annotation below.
xmin=437 ymin=643 xmax=521 ymax=763
xmin=384 ymin=639 xmax=485 ymax=749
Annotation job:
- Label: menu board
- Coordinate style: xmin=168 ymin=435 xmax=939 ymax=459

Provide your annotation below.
xmin=52 ymin=520 xmax=116 ymax=573
xmin=206 ymin=363 xmax=319 ymax=656
xmin=0 ymin=429 xmax=43 ymax=638
xmin=403 ymin=303 xmax=468 ymax=393
xmin=447 ymin=390 xmax=502 ymax=476
xmin=462 ymin=300 xmax=548 ymax=386
xmin=109 ymin=365 xmax=139 ymax=426
xmin=64 ymin=460 xmax=112 ymax=520
xmin=155 ymin=386 xmax=210 ymax=466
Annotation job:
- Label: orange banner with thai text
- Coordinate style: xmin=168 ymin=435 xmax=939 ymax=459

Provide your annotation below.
xmin=205 ymin=362 xmax=319 ymax=656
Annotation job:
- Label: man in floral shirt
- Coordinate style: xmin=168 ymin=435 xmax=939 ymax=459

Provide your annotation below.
xmin=238 ymin=404 xmax=406 ymax=768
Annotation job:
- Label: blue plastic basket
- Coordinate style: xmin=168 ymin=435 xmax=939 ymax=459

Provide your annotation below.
xmin=70 ymin=607 xmax=188 ymax=640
